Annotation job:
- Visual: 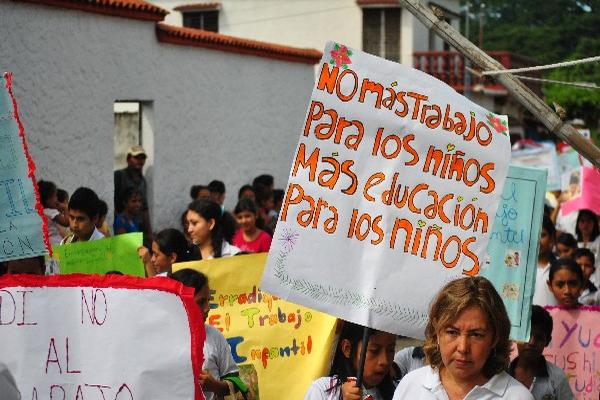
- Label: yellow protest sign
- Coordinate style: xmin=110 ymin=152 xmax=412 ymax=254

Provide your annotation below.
xmin=174 ymin=253 xmax=338 ymax=399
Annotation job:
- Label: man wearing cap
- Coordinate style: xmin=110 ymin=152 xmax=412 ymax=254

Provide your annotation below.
xmin=114 ymin=145 xmax=152 ymax=241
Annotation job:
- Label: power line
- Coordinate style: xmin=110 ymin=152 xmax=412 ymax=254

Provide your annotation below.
xmin=481 ymin=55 xmax=600 ymax=75
xmin=220 ymin=5 xmax=356 ymax=28
xmin=514 ymin=75 xmax=599 ymax=90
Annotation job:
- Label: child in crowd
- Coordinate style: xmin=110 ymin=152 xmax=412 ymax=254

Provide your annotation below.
xmin=510 ymin=305 xmax=574 ymax=399
xmin=169 ymin=269 xmax=247 ymax=400
xmin=232 ymin=199 xmax=272 ymax=253
xmin=113 ymin=187 xmax=143 ymax=235
xmin=139 ymin=228 xmax=195 ymax=277
xmin=575 ymin=209 xmax=600 ymax=285
xmin=190 ymin=185 xmax=211 ymax=201
xmin=555 ymin=232 xmax=577 ymax=259
xmin=186 ymin=200 xmax=240 ymax=259
xmin=238 ymin=184 xmax=255 ymax=201
xmin=533 ymin=215 xmax=557 ymax=306
xmin=547 ymin=258 xmax=584 ymax=308
xmin=304 ymin=321 xmax=396 ymax=400
xmin=61 ymin=187 xmax=104 ymax=244
xmin=96 ymin=199 xmax=111 ymax=237
xmin=574 ymin=248 xmax=600 ymax=305
xmin=38 ymin=180 xmax=69 ymax=245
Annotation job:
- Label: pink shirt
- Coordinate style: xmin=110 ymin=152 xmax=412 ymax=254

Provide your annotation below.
xmin=232 ymin=229 xmax=272 ymax=253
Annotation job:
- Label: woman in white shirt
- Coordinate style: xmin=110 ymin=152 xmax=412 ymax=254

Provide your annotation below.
xmin=393 ymin=276 xmax=533 ymax=400
xmin=186 ymin=200 xmax=240 ymax=260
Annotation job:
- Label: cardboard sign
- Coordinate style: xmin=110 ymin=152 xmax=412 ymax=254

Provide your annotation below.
xmin=480 ymin=165 xmax=547 ymax=341
xmin=561 ymin=167 xmax=600 ymax=217
xmin=543 ymin=306 xmax=600 ymax=400
xmin=174 ymin=254 xmax=338 ymax=399
xmin=260 ymin=42 xmax=511 ymax=338
xmin=0 ymin=273 xmax=204 ymax=399
xmin=0 ymin=72 xmax=49 ymax=262
xmin=52 ymin=233 xmax=145 ymax=276
xmin=511 ymin=142 xmax=561 ymax=191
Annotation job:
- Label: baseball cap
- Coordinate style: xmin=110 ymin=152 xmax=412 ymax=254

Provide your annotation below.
xmin=127 ymin=145 xmax=147 ymax=158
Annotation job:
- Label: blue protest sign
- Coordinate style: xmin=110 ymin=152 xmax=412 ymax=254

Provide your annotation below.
xmin=0 ymin=73 xmax=49 ymax=261
xmin=480 ymin=165 xmax=547 ymax=341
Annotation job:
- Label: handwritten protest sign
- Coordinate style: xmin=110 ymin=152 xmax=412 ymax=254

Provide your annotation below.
xmin=511 ymin=141 xmax=561 ymax=191
xmin=0 ymin=73 xmax=49 ymax=261
xmin=561 ymin=167 xmax=600 ymax=217
xmin=175 ymin=254 xmax=338 ymax=399
xmin=0 ymin=273 xmax=204 ymax=399
xmin=480 ymin=165 xmax=547 ymax=342
xmin=543 ymin=306 xmax=600 ymax=400
xmin=261 ymin=42 xmax=511 ymax=338
xmin=52 ymin=232 xmax=144 ymax=276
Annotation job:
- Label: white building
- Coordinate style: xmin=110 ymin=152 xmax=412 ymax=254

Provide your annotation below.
xmin=1 ymin=0 xmax=321 ymax=231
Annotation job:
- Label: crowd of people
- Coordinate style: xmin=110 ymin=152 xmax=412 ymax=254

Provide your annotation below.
xmin=1 ymin=144 xmax=598 ymax=400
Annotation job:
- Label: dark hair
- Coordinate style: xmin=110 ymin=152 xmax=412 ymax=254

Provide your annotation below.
xmin=556 ymin=232 xmax=577 ymax=249
xmin=169 ymin=268 xmax=208 ymax=294
xmin=105 ymin=270 xmax=124 ymax=275
xmin=328 ymin=321 xmax=396 ymax=399
xmin=6 ymin=256 xmax=46 ymax=275
xmin=531 ymin=305 xmax=553 ymax=344
xmin=187 ymin=200 xmax=224 ymax=258
xmin=549 ymin=257 xmax=585 ymax=285
xmin=424 ymin=276 xmax=511 ymax=378
xmin=542 ymin=214 xmax=556 ymax=239
xmin=574 ymin=247 xmax=595 ymax=266
xmin=234 ymin=198 xmax=258 ymax=215
xmin=57 ymin=189 xmax=69 ymax=203
xmin=38 ymin=180 xmax=57 ymax=208
xmin=252 ymin=174 xmax=274 ymax=188
xmin=97 ymin=199 xmax=108 ymax=218
xmin=69 ymin=187 xmax=100 ymax=219
xmin=121 ymin=187 xmax=142 ymax=207
xmin=576 ymin=209 xmax=599 ymax=242
xmin=155 ymin=228 xmax=192 ymax=263
xmin=238 ymin=184 xmax=255 ymax=200
xmin=208 ymin=180 xmax=225 ymax=195
xmin=190 ymin=185 xmax=208 ymax=200
xmin=273 ymin=189 xmax=284 ymax=205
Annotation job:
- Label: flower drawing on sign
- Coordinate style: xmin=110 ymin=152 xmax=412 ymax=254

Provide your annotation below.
xmin=486 ymin=113 xmax=509 ymax=136
xmin=329 ymin=43 xmax=352 ymax=69
xmin=502 ymin=282 xmax=519 ymax=300
xmin=278 ymin=228 xmax=300 ymax=253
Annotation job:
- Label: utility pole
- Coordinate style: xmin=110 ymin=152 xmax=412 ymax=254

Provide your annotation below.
xmin=397 ymin=0 xmax=600 ymax=169
xmin=463 ymin=2 xmax=471 ymax=99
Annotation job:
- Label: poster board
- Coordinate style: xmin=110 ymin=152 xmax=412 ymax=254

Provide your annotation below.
xmin=52 ymin=232 xmax=145 ymax=276
xmin=0 ymin=273 xmax=204 ymax=399
xmin=174 ymin=253 xmax=338 ymax=399
xmin=0 ymin=72 xmax=49 ymax=262
xmin=561 ymin=167 xmax=600 ymax=217
xmin=261 ymin=42 xmax=511 ymax=338
xmin=543 ymin=306 xmax=600 ymax=400
xmin=511 ymin=142 xmax=561 ymax=191
xmin=480 ymin=165 xmax=547 ymax=342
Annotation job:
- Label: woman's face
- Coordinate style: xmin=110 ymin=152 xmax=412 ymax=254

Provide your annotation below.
xmin=438 ymin=306 xmax=495 ymax=384
xmin=548 ymin=269 xmax=582 ymax=307
xmin=578 ymin=216 xmax=595 ymax=237
xmin=236 ymin=210 xmax=257 ymax=232
xmin=345 ymin=332 xmax=395 ymax=388
xmin=186 ymin=210 xmax=214 ymax=246
xmin=151 ymin=241 xmax=173 ymax=274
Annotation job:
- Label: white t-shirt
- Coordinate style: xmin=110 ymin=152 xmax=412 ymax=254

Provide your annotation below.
xmin=304 ymin=376 xmax=384 ymax=400
xmin=394 ymin=346 xmax=425 ymax=378
xmin=44 ymin=207 xmax=64 ymax=245
xmin=393 ymin=366 xmax=534 ymax=400
xmin=532 ymin=264 xmax=557 ymax=306
xmin=202 ymin=324 xmax=239 ymax=400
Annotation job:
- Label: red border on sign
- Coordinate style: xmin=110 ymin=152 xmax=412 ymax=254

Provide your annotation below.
xmin=0 ymin=273 xmax=205 ymax=400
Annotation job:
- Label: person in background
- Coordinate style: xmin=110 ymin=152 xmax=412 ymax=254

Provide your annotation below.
xmin=305 ymin=321 xmax=397 ymax=400
xmin=393 ymin=276 xmax=533 ymax=399
xmin=555 ymin=232 xmax=577 ymax=259
xmin=113 ymin=187 xmax=143 ymax=235
xmin=237 ymin=184 xmax=255 ymax=201
xmin=394 ymin=346 xmax=425 ymax=380
xmin=5 ymin=256 xmax=45 ymax=275
xmin=232 ymin=199 xmax=272 ymax=253
xmin=170 ymin=269 xmax=247 ymax=400
xmin=509 ymin=305 xmax=574 ymax=400
xmin=575 ymin=209 xmax=600 ymax=285
xmin=114 ymin=145 xmax=151 ymax=240
xmin=533 ymin=215 xmax=557 ymax=306
xmin=190 ymin=185 xmax=211 ymax=201
xmin=139 ymin=228 xmax=194 ymax=277
xmin=61 ymin=187 xmax=104 ymax=244
xmin=273 ymin=188 xmax=285 ymax=215
xmin=547 ymin=258 xmax=584 ymax=308
xmin=96 ymin=199 xmax=111 ymax=237
xmin=186 ymin=200 xmax=240 ymax=259
xmin=208 ymin=180 xmax=236 ymax=242
xmin=38 ymin=180 xmax=69 ymax=245
xmin=575 ymin=248 xmax=600 ymax=305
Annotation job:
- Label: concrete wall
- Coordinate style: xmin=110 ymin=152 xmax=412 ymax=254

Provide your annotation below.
xmin=0 ymin=1 xmax=316 ymax=230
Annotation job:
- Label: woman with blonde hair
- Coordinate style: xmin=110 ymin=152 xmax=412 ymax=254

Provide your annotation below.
xmin=393 ymin=276 xmax=533 ymax=399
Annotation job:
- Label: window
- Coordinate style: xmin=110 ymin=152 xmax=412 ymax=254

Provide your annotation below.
xmin=182 ymin=10 xmax=219 ymax=32
xmin=362 ymin=8 xmax=401 ymax=62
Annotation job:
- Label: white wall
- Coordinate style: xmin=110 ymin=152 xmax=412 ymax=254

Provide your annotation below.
xmin=0 ymin=1 xmax=316 ymax=231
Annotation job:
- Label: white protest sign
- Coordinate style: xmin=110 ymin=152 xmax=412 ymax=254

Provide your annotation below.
xmin=0 ymin=274 xmax=204 ymax=400
xmin=261 ymin=42 xmax=511 ymax=339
